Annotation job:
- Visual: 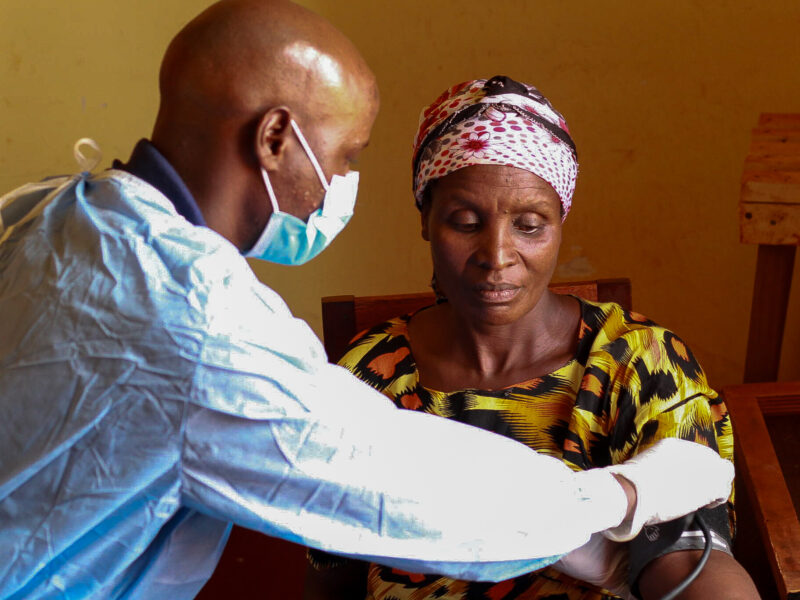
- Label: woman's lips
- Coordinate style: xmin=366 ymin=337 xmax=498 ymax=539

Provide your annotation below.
xmin=473 ymin=283 xmax=520 ymax=303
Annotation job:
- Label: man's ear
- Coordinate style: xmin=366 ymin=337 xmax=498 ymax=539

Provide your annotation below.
xmin=255 ymin=107 xmax=292 ymax=170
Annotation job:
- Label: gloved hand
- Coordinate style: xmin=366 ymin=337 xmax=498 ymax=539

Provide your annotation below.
xmin=600 ymin=438 xmax=734 ymax=542
xmin=553 ymin=533 xmax=633 ymax=600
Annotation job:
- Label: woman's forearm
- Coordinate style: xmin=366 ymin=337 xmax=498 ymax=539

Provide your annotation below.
xmin=638 ymin=550 xmax=760 ymax=599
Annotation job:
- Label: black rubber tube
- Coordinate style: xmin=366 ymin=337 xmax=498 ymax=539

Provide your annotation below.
xmin=659 ymin=512 xmax=713 ymax=600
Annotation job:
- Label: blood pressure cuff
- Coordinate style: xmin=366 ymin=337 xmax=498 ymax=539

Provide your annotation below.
xmin=628 ymin=504 xmax=733 ymax=597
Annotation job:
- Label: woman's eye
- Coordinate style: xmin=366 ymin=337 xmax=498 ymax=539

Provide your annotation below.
xmin=515 ymin=217 xmax=542 ymax=234
xmin=448 ymin=211 xmax=480 ymax=231
xmin=452 ymin=220 xmax=479 ymax=231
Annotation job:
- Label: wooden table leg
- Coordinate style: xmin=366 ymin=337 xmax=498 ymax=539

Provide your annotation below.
xmin=744 ymin=244 xmax=797 ymax=383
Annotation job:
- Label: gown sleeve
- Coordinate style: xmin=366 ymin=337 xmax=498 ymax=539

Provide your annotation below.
xmin=176 ymin=270 xmax=627 ymax=582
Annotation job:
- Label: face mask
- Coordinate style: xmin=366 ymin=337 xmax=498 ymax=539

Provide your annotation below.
xmin=245 ymin=120 xmax=359 ymax=265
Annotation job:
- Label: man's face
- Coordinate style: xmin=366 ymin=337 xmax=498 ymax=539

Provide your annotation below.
xmin=269 ymin=77 xmax=379 ymax=222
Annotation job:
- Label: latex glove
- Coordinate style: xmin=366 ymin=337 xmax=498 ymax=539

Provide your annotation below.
xmin=554 ymin=533 xmax=633 ymax=600
xmin=600 ymin=438 xmax=734 ymax=542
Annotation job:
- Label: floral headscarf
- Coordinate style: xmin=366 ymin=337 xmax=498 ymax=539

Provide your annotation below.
xmin=412 ymin=76 xmax=578 ymax=219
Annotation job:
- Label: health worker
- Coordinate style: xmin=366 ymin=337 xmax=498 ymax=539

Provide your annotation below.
xmin=0 ymin=1 xmax=734 ymax=599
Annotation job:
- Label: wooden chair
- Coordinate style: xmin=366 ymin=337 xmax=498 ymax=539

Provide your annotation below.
xmin=322 ymin=278 xmax=632 ymax=362
xmin=722 ymin=381 xmax=800 ymax=600
xmin=196 ymin=527 xmax=306 ymax=599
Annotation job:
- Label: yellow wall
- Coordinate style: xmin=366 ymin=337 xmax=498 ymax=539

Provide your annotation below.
xmin=1 ymin=0 xmax=798 ymax=386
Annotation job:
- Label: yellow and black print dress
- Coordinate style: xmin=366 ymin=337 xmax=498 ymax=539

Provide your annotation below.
xmin=323 ymin=299 xmax=734 ymax=600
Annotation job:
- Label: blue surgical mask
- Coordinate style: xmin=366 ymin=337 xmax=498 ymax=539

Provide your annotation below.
xmin=246 ymin=120 xmax=358 ymax=265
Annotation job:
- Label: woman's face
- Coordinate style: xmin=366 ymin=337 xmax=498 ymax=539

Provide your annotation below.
xmin=422 ymin=164 xmax=563 ymax=327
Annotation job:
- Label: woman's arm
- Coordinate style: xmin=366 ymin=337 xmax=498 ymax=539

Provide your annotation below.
xmin=638 ymin=550 xmax=760 ymax=599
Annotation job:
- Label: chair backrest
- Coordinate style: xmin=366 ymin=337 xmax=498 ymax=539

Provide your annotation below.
xmin=321 ymin=278 xmax=632 ymax=362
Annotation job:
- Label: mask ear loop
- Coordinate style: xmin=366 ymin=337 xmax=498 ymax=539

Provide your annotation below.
xmin=260 ymin=168 xmax=281 ymax=214
xmin=290 ymin=120 xmax=330 ymax=191
xmin=73 ymin=138 xmax=103 ymax=173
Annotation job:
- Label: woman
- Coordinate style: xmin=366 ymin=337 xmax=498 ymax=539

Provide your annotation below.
xmin=306 ymin=76 xmax=758 ymax=599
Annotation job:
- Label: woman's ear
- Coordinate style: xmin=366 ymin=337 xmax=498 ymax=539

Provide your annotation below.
xmin=420 ymin=187 xmax=433 ymax=241
xmin=255 ymin=107 xmax=292 ymax=170
xmin=420 ymin=205 xmax=430 ymax=241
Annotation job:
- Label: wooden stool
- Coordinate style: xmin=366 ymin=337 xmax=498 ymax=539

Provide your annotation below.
xmin=741 ymin=113 xmax=800 ymax=383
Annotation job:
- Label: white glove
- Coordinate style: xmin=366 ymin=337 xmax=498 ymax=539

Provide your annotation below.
xmin=554 ymin=533 xmax=633 ymax=600
xmin=600 ymin=438 xmax=733 ymax=542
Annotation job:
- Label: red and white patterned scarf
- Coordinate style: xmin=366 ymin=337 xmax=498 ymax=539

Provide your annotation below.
xmin=412 ymin=76 xmax=578 ymax=219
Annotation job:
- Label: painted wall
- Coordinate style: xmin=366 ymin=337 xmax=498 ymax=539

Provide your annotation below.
xmin=1 ymin=0 xmax=798 ymax=387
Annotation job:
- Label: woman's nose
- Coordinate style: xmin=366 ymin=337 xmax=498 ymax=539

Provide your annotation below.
xmin=473 ymin=224 xmax=516 ymax=270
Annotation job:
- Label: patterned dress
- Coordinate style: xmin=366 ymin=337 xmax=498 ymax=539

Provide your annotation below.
xmin=316 ymin=299 xmax=734 ymax=600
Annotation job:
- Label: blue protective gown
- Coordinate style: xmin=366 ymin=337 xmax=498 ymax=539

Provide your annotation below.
xmin=0 ymin=150 xmax=624 ymax=599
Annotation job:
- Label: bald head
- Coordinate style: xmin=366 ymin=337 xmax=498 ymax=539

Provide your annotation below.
xmin=151 ymin=0 xmax=379 ymax=250
xmin=157 ymin=0 xmax=376 ymax=122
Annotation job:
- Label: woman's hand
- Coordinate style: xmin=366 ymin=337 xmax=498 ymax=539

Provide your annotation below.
xmin=553 ymin=534 xmax=633 ymax=599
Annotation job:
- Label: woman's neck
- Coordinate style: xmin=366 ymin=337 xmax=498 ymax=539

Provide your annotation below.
xmin=408 ymin=292 xmax=582 ymax=392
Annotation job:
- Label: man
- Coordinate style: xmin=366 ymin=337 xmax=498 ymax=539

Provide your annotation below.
xmin=0 ymin=1 xmax=734 ymax=598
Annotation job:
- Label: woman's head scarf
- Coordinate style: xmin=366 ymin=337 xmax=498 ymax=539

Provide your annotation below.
xmin=412 ymin=76 xmax=578 ymax=219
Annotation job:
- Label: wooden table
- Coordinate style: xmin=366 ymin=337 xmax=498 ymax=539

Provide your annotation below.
xmin=723 ymin=381 xmax=800 ymax=599
xmin=740 ymin=114 xmax=800 ymax=383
